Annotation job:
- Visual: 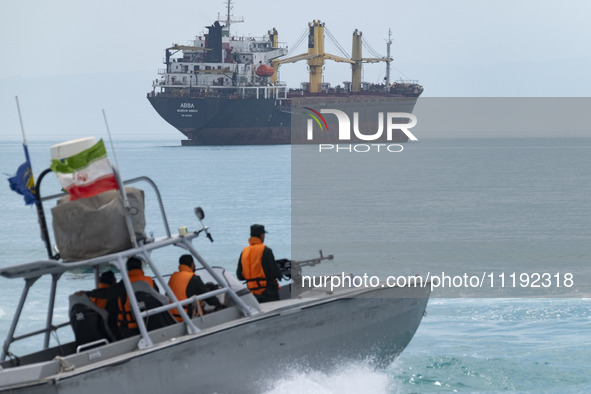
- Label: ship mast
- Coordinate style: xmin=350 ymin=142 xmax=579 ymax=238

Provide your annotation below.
xmin=386 ymin=28 xmax=392 ymax=89
xmin=218 ymin=0 xmax=244 ymax=29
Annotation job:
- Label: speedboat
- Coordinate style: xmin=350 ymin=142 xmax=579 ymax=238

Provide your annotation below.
xmin=1 ymin=138 xmax=430 ymax=393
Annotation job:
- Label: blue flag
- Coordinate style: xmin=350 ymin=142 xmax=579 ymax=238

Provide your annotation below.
xmin=8 ymin=144 xmax=37 ymax=205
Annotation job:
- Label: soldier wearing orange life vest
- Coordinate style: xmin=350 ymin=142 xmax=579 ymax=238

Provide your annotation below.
xmin=90 ymin=270 xmax=116 ymax=310
xmin=117 ymin=258 xmax=159 ymax=337
xmin=168 ymin=254 xmax=223 ymax=321
xmin=89 ymin=270 xmax=119 ymax=338
xmin=236 ymin=224 xmax=282 ymax=303
xmin=85 ymin=257 xmax=159 ymax=339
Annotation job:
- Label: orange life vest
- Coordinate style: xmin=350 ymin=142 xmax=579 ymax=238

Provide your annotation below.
xmin=241 ymin=237 xmax=272 ymax=295
xmin=91 ymin=282 xmax=110 ymax=309
xmin=168 ymin=265 xmax=202 ymax=321
xmin=117 ymin=269 xmax=155 ymax=330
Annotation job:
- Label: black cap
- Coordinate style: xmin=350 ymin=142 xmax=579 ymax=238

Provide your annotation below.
xmin=250 ymin=224 xmax=267 ymax=237
xmin=126 ymin=257 xmax=143 ymax=271
xmin=99 ymin=270 xmax=116 ymax=286
xmin=179 ymin=254 xmax=194 ymax=267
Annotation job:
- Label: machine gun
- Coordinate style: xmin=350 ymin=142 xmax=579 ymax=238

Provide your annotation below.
xmin=276 ymin=250 xmax=333 ymax=281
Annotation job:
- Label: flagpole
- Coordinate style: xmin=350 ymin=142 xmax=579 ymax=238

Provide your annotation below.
xmin=15 ymin=97 xmax=55 ymax=258
xmin=14 ymin=96 xmax=35 ymax=199
xmin=15 ymin=96 xmax=33 ymax=172
xmin=15 ymin=96 xmax=27 ymax=145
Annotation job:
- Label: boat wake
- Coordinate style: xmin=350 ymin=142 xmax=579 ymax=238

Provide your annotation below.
xmin=262 ymin=360 xmax=393 ymax=394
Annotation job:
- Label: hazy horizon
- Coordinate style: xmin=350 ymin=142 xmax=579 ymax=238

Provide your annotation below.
xmin=1 ymin=0 xmax=590 ymax=140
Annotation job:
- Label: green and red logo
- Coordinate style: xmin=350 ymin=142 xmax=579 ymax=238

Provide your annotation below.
xmin=304 ymin=107 xmax=329 ymax=132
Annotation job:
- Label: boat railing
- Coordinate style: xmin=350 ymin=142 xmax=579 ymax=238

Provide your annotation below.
xmin=393 ymin=79 xmax=421 ymax=85
xmin=1 ymin=170 xmax=262 ymax=361
xmin=1 ymin=225 xmax=261 ymax=361
xmin=9 ymin=321 xmax=71 ymax=345
xmin=35 ymin=169 xmax=173 ymax=259
xmin=139 ymin=287 xmax=231 ymax=320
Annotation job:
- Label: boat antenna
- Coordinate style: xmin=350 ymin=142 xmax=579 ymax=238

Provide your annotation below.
xmin=102 ymin=109 xmax=122 ymax=173
xmin=102 ymin=109 xmax=138 ymax=248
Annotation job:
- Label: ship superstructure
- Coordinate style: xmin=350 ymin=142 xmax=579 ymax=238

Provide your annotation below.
xmin=152 ymin=0 xmax=288 ymax=103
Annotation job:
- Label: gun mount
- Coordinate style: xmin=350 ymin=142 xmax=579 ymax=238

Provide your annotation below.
xmin=277 ymin=250 xmax=333 ymax=296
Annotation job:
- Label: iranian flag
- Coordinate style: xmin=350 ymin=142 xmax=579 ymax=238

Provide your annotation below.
xmin=50 ymin=139 xmax=118 ymax=200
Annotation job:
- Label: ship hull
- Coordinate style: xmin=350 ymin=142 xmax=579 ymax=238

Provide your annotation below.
xmin=147 ymin=94 xmax=419 ymax=145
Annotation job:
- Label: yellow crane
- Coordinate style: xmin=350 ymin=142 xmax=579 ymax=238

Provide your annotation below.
xmin=272 ymin=21 xmax=390 ymax=93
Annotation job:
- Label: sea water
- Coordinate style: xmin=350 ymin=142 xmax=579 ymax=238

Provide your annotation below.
xmin=1 ymin=136 xmax=590 ymax=393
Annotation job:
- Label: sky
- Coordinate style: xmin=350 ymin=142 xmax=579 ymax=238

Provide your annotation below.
xmin=1 ymin=0 xmax=590 ymax=140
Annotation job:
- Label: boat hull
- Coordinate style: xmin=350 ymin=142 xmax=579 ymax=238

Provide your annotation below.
xmin=1 ymin=285 xmax=429 ymax=393
xmin=147 ymin=94 xmax=419 ymax=145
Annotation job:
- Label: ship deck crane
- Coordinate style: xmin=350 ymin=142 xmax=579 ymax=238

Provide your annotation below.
xmin=273 ymin=21 xmax=390 ymax=93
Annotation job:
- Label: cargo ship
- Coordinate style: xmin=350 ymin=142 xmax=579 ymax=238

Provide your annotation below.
xmin=147 ymin=1 xmax=423 ymax=145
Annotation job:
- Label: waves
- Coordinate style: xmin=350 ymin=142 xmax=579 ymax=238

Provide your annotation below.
xmin=263 ymin=361 xmax=391 ymax=394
